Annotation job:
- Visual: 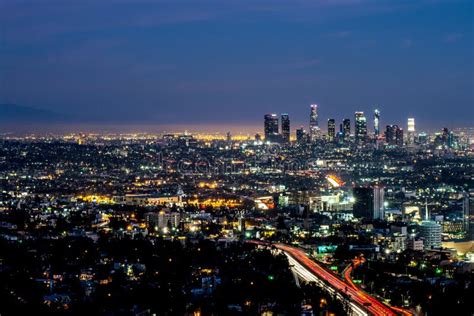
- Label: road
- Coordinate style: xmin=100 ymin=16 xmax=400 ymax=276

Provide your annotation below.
xmin=251 ymin=241 xmax=398 ymax=316
xmin=343 ymin=257 xmax=413 ymax=316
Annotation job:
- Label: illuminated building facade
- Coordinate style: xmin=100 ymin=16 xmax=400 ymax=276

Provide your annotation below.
xmin=281 ymin=113 xmax=290 ymax=143
xmin=407 ymin=118 xmax=416 ymax=145
xmin=264 ymin=113 xmax=279 ymax=142
xmin=386 ymin=125 xmax=404 ymax=146
xmin=327 ymin=119 xmax=336 ymax=142
xmin=343 ymin=119 xmax=351 ymax=140
xmin=354 ymin=112 xmax=367 ymax=144
xmin=296 ymin=127 xmax=307 ymax=143
xmin=419 ymin=221 xmax=442 ymax=249
xmin=309 ymin=104 xmax=320 ymax=142
xmin=374 ymin=109 xmax=380 ymax=137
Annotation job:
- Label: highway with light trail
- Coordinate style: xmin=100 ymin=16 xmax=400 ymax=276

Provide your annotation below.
xmin=342 ymin=257 xmax=413 ymax=316
xmin=250 ymin=241 xmax=400 ymax=316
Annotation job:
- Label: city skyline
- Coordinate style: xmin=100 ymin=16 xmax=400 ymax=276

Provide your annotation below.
xmin=1 ymin=1 xmax=473 ymax=315
xmin=0 ymin=102 xmax=470 ymax=136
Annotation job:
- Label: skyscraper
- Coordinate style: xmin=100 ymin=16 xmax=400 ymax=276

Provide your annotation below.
xmin=463 ymin=190 xmax=474 ymax=241
xmin=386 ymin=125 xmax=404 ymax=146
xmin=309 ymin=104 xmax=320 ymax=142
xmin=343 ymin=119 xmax=351 ymax=140
xmin=296 ymin=127 xmax=307 ymax=144
xmin=407 ymin=118 xmax=415 ymax=145
xmin=373 ymin=185 xmax=385 ymax=220
xmin=327 ymin=119 xmax=336 ymax=142
xmin=264 ymin=114 xmax=279 ymax=142
xmin=463 ymin=192 xmax=471 ymax=239
xmin=396 ymin=127 xmax=404 ymax=146
xmin=352 ymin=185 xmax=385 ymax=220
xmin=281 ymin=113 xmax=290 ymax=143
xmin=355 ymin=112 xmax=367 ymax=144
xmin=374 ymin=109 xmax=380 ymax=137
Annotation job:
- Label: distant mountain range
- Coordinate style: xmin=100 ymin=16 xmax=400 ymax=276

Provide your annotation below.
xmin=0 ymin=104 xmax=71 ymax=123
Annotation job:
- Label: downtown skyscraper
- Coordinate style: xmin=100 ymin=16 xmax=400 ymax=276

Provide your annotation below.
xmin=264 ymin=114 xmax=279 ymax=142
xmin=281 ymin=114 xmax=290 ymax=143
xmin=386 ymin=124 xmax=404 ymax=146
xmin=374 ymin=109 xmax=380 ymax=137
xmin=355 ymin=112 xmax=367 ymax=144
xmin=327 ymin=119 xmax=336 ymax=142
xmin=407 ymin=118 xmax=416 ymax=145
xmin=343 ymin=119 xmax=351 ymax=140
xmin=309 ymin=104 xmax=320 ymax=142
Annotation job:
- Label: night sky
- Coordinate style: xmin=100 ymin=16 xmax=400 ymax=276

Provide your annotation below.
xmin=1 ymin=0 xmax=473 ymax=132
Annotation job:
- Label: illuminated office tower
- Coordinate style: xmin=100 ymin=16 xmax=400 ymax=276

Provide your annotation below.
xmin=396 ymin=127 xmax=404 ymax=146
xmin=385 ymin=125 xmax=404 ymax=146
xmin=374 ymin=109 xmax=380 ymax=137
xmin=296 ymin=127 xmax=307 ymax=143
xmin=281 ymin=113 xmax=290 ymax=143
xmin=264 ymin=114 xmax=279 ymax=142
xmin=343 ymin=119 xmax=351 ymax=140
xmin=354 ymin=112 xmax=367 ymax=144
xmin=327 ymin=119 xmax=336 ymax=142
xmin=407 ymin=118 xmax=415 ymax=145
xmin=309 ymin=104 xmax=320 ymax=142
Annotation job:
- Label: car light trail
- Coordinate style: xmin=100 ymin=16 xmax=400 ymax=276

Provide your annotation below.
xmin=249 ymin=241 xmax=398 ymax=316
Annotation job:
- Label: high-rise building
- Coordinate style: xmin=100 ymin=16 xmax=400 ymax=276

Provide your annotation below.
xmin=309 ymin=104 xmax=320 ymax=142
xmin=296 ymin=127 xmax=307 ymax=144
xmin=327 ymin=119 xmax=336 ymax=142
xmin=374 ymin=109 xmax=380 ymax=137
xmin=385 ymin=125 xmax=404 ymax=146
xmin=354 ymin=112 xmax=367 ymax=144
xmin=448 ymin=130 xmax=457 ymax=148
xmin=407 ymin=118 xmax=415 ymax=145
xmin=373 ymin=185 xmax=385 ymax=220
xmin=396 ymin=127 xmax=404 ymax=146
xmin=352 ymin=185 xmax=385 ymax=220
xmin=281 ymin=113 xmax=290 ymax=143
xmin=419 ymin=221 xmax=442 ymax=250
xmin=343 ymin=119 xmax=351 ymax=140
xmin=463 ymin=190 xmax=474 ymax=241
xmin=264 ymin=114 xmax=279 ymax=142
xmin=442 ymin=128 xmax=449 ymax=144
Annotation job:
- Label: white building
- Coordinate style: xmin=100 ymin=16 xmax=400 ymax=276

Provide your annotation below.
xmin=419 ymin=221 xmax=442 ymax=250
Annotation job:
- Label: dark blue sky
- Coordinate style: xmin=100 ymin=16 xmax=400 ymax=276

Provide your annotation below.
xmin=1 ymin=0 xmax=473 ymax=132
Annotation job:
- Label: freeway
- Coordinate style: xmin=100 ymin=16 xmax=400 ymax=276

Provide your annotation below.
xmin=343 ymin=257 xmax=413 ymax=316
xmin=250 ymin=241 xmax=398 ymax=316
